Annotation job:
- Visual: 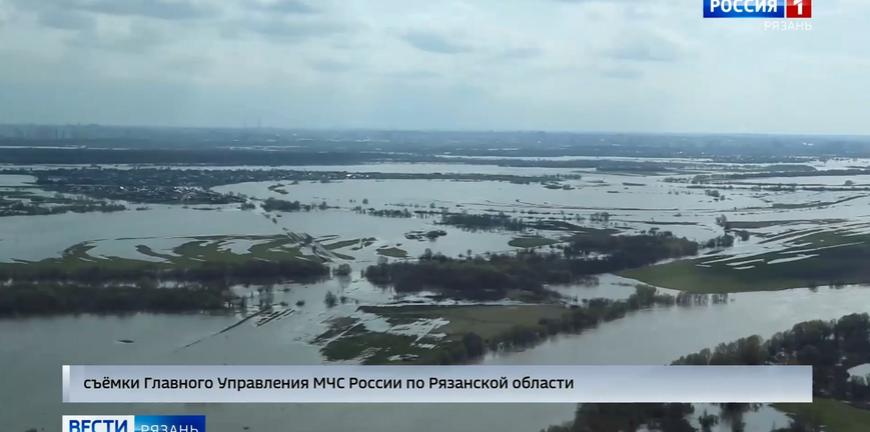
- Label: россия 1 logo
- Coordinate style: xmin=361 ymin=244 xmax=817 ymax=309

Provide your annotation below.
xmin=704 ymin=0 xmax=812 ymax=18
xmin=62 ymin=415 xmax=205 ymax=432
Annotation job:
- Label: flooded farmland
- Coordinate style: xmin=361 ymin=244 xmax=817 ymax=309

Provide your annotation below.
xmin=3 ymin=155 xmax=870 ymax=431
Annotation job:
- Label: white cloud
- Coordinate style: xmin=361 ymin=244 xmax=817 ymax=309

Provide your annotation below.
xmin=0 ymin=0 xmax=867 ymax=134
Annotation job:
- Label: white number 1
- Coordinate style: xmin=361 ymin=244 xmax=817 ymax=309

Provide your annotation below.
xmin=794 ymin=0 xmax=803 ymax=15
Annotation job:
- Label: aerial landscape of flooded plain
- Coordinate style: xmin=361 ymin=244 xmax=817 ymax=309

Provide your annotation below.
xmin=3 ymin=131 xmax=870 ymax=431
xmin=5 ymin=0 xmax=870 ymax=428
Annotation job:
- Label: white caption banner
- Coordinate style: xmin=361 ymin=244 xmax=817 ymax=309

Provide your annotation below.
xmin=63 ymin=365 xmax=812 ymax=404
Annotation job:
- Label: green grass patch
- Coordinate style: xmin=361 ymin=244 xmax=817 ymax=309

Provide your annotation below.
xmin=314 ymin=317 xmax=363 ymax=343
xmin=168 ymin=236 xmax=304 ymax=265
xmin=363 ymin=304 xmax=566 ymax=340
xmin=324 ymin=238 xmax=366 ymax=250
xmin=320 ymin=327 xmax=426 ymax=364
xmin=376 ymin=247 xmax=408 ymax=258
xmin=135 ymin=244 xmax=175 ymax=261
xmin=0 ymin=234 xmax=319 ymax=282
xmin=775 ymin=398 xmax=870 ymax=432
xmin=7 ymin=242 xmax=163 ymax=275
xmin=322 ymin=304 xmax=567 ymax=364
xmin=622 ymin=230 xmax=870 ymax=293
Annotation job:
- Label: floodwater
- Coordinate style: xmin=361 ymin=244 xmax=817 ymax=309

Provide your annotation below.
xmin=3 ymin=159 xmax=870 ymax=431
xmin=0 ymin=174 xmax=36 ymax=186
xmin=0 ymin=204 xmax=514 ymax=263
xmin=4 ymin=284 xmax=870 ymax=431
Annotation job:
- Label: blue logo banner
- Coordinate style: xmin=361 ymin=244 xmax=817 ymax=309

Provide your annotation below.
xmin=63 ymin=415 xmax=205 ymax=432
xmin=704 ymin=0 xmax=787 ymax=18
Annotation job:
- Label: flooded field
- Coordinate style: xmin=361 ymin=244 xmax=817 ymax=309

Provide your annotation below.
xmin=2 ymin=157 xmax=870 ymax=431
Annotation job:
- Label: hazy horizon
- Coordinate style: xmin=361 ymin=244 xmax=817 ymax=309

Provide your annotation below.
xmin=4 ymin=123 xmax=870 ymax=139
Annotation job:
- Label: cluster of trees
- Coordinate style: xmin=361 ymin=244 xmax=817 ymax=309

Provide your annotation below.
xmin=705 ymin=189 xmax=726 ymax=201
xmin=333 ymin=263 xmax=352 ymax=276
xmin=15 ymin=166 xmax=575 ymax=192
xmin=261 ymin=198 xmax=328 ymax=212
xmin=354 ymin=207 xmax=414 ymax=218
xmin=545 ymin=402 xmax=802 ymax=432
xmin=365 ymin=252 xmax=548 ymax=301
xmin=0 ymin=283 xmax=227 ymax=315
xmin=704 ymin=234 xmax=735 ymax=249
xmin=674 ymin=313 xmax=870 ymax=408
xmin=427 ymin=286 xmax=676 ymax=365
xmin=35 ymin=172 xmax=246 ymax=204
xmin=771 ymin=418 xmax=825 ymax=432
xmin=561 ymin=230 xmax=699 ymax=268
xmin=0 ymin=258 xmax=328 ymax=286
xmin=588 ymin=212 xmax=611 ymax=223
xmin=541 ymin=314 xmax=870 ymax=432
xmin=0 ymin=200 xmax=125 ymax=217
xmin=439 ymin=212 xmax=527 ymax=231
xmin=0 ymin=256 xmax=331 ymax=315
xmin=406 ymin=231 xmax=447 ymax=241
xmin=365 ymin=232 xmax=699 ymax=301
xmin=672 ymin=335 xmax=767 ymax=366
xmin=0 ymin=191 xmax=127 ymax=217
xmin=324 ymin=291 xmax=338 ymax=308
xmin=543 ymin=403 xmax=697 ymax=432
xmin=504 ymin=286 xmax=674 ymax=350
xmin=692 ymin=167 xmax=870 ymax=185
xmin=262 ymin=198 xmax=302 ymax=212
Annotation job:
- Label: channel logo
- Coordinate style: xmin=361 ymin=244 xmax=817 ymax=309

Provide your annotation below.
xmin=63 ymin=416 xmax=205 ymax=432
xmin=704 ymin=0 xmax=812 ymax=18
xmin=785 ymin=0 xmax=812 ymax=18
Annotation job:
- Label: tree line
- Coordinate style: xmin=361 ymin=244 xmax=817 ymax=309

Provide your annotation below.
xmin=422 ymin=285 xmax=676 ymax=365
xmin=674 ymin=313 xmax=870 ymax=403
xmin=365 ymin=231 xmax=698 ymax=301
xmin=0 ymin=283 xmax=228 ymax=315
xmin=0 ymin=258 xmax=328 ymax=287
xmin=541 ymin=313 xmax=870 ymax=432
xmin=439 ymin=212 xmax=527 ymax=231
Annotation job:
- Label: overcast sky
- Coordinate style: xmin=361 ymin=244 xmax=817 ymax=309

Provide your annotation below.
xmin=0 ymin=0 xmax=868 ymax=134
